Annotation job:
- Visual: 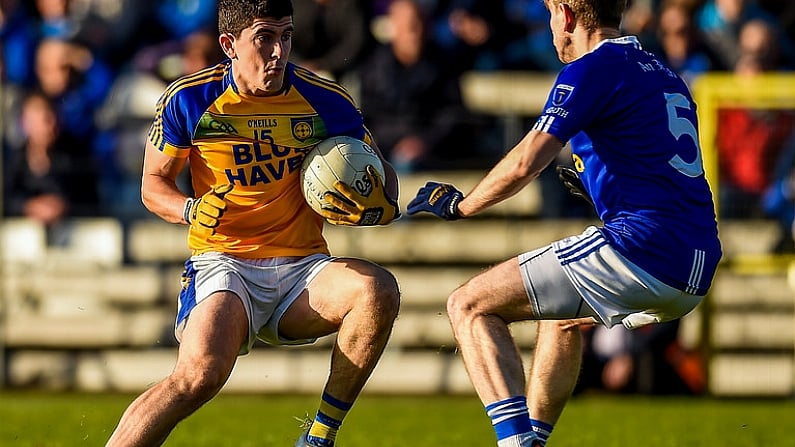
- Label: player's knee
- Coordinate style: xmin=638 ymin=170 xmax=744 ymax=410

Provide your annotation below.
xmin=446 ymin=285 xmax=479 ymax=326
xmin=356 ymin=265 xmax=400 ymax=322
xmin=168 ymin=366 xmax=228 ymax=403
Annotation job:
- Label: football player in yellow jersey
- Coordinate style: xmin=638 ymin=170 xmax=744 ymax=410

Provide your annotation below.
xmin=105 ymin=1 xmax=400 ymax=446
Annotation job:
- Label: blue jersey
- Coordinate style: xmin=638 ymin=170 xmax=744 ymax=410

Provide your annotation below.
xmin=533 ymin=36 xmax=722 ymax=295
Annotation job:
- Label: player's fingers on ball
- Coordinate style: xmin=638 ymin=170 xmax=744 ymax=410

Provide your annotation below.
xmin=194 ymin=224 xmax=215 ymax=237
xmin=320 ymin=209 xmax=356 ymax=225
xmin=200 ymin=203 xmax=224 ymax=218
xmin=321 ymin=212 xmax=354 ymax=226
xmin=323 ymin=193 xmax=356 ymax=214
xmin=332 ymin=180 xmax=357 ymax=199
xmin=197 ymin=215 xmax=218 ymax=228
xmin=323 ymin=191 xmax=343 ymax=207
xmin=205 ymin=195 xmax=227 ymax=211
xmin=318 ymin=208 xmax=340 ymax=220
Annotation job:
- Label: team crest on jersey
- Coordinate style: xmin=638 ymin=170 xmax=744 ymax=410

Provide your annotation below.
xmin=552 ymin=84 xmax=575 ymax=106
xmin=291 ymin=118 xmax=314 ymax=142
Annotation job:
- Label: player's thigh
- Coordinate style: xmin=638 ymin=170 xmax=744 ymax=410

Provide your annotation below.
xmin=449 ymin=257 xmax=534 ymax=323
xmin=173 ymin=291 xmax=248 ymax=379
xmin=519 ymin=244 xmax=600 ymax=322
xmin=278 ymin=257 xmax=399 ymax=339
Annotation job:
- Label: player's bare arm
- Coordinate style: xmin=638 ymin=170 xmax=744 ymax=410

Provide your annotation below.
xmin=458 ymin=131 xmax=564 ymax=217
xmin=407 ymin=130 xmax=563 ymax=220
xmin=141 ymin=140 xmax=189 ymax=224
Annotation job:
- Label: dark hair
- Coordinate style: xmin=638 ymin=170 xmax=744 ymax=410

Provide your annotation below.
xmin=218 ymin=0 xmax=294 ymax=37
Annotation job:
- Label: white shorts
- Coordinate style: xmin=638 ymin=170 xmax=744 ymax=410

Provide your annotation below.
xmin=175 ymin=252 xmax=335 ymax=354
xmin=519 ymin=226 xmax=703 ymax=329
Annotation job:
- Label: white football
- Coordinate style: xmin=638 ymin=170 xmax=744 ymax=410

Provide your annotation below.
xmin=300 ymin=136 xmax=385 ymax=218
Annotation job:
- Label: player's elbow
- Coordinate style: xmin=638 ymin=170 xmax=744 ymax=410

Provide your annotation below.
xmin=506 ymin=159 xmax=540 ymax=188
xmin=140 ymin=183 xmax=155 ymax=213
xmin=514 ymin=130 xmax=563 ymax=182
xmin=511 ymin=140 xmax=550 ymax=183
xmin=140 ymin=196 xmax=155 ymax=216
xmin=512 ymin=161 xmax=538 ymax=183
xmin=140 ymin=182 xmax=182 ymax=224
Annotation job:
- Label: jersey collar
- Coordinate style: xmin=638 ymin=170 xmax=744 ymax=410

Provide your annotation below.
xmin=591 ymin=35 xmax=642 ymax=54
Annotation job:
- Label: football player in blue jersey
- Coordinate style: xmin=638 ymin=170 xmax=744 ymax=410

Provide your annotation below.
xmin=408 ymin=0 xmax=722 ymax=446
xmin=105 ymin=1 xmax=401 ymax=446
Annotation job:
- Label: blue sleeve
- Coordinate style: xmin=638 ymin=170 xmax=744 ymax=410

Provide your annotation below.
xmin=540 ymin=56 xmax=618 ymax=143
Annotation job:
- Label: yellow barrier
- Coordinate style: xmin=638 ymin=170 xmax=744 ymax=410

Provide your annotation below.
xmin=692 ymin=72 xmax=795 ymax=396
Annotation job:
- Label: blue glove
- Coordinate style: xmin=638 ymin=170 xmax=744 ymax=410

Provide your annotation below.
xmin=407 ymin=182 xmax=464 ymax=220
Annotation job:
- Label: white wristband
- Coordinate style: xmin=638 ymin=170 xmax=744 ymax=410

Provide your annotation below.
xmin=183 ymin=198 xmax=195 ymax=224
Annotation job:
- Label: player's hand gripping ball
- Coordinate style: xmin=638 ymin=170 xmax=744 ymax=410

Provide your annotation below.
xmin=301 ymin=136 xmax=399 ymax=226
xmin=184 ymin=183 xmax=233 ymax=235
xmin=406 ymin=182 xmax=463 ymax=220
xmin=321 ymin=165 xmax=400 ymax=226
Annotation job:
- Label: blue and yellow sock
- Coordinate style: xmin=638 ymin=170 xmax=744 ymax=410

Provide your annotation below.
xmin=306 ymin=392 xmax=352 ymax=447
xmin=530 ymin=419 xmax=554 ymax=446
xmin=485 ymin=396 xmax=534 ymax=445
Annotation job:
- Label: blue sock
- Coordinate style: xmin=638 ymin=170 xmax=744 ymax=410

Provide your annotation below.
xmin=530 ymin=419 xmax=554 ymax=445
xmin=485 ymin=396 xmax=534 ymax=441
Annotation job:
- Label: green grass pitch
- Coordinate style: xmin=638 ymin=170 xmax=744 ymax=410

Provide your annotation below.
xmin=1 ymin=392 xmax=794 ymax=446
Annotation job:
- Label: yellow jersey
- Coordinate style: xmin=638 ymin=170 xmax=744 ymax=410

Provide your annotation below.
xmin=148 ymin=61 xmax=373 ymax=258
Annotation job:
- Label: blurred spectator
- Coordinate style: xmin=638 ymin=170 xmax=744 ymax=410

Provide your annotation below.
xmin=428 ymin=0 xmax=513 ymax=77
xmin=94 ymin=28 xmax=225 ymax=222
xmin=132 ymin=28 xmax=225 ymax=83
xmin=472 ymin=0 xmax=562 ymax=72
xmin=575 ymin=320 xmax=706 ymax=395
xmin=1 ymin=0 xmax=38 ymax=87
xmin=1 ymin=79 xmax=26 ymax=153
xmin=717 ymin=19 xmax=795 ymax=220
xmin=621 ymin=0 xmax=658 ymax=46
xmin=761 ymin=133 xmax=795 ymax=253
xmin=35 ymin=0 xmax=77 ymax=39
xmin=733 ymin=14 xmax=787 ymax=70
xmin=151 ymin=0 xmax=217 ymax=41
xmin=36 ymin=0 xmax=150 ymax=70
xmin=92 ymin=71 xmax=166 ymax=223
xmin=694 ymin=0 xmax=789 ymax=70
xmin=33 ymin=37 xmax=113 ymax=150
xmin=179 ymin=29 xmax=226 ymax=75
xmin=291 ymin=0 xmax=372 ymax=81
xmin=358 ymin=0 xmax=483 ymax=172
xmin=757 ymin=0 xmax=795 ymax=45
xmin=3 ymin=91 xmax=99 ymax=227
xmin=653 ymin=0 xmax=721 ymax=85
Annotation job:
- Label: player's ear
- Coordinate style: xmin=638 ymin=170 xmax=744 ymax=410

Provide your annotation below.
xmin=219 ymin=33 xmax=237 ymax=59
xmin=562 ymin=3 xmax=576 ymax=33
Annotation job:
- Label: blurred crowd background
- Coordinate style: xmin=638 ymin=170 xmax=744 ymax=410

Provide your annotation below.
xmin=1 ymin=0 xmax=795 ymax=234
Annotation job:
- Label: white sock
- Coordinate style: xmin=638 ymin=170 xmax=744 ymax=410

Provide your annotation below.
xmin=496 ymin=432 xmax=539 ymax=447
